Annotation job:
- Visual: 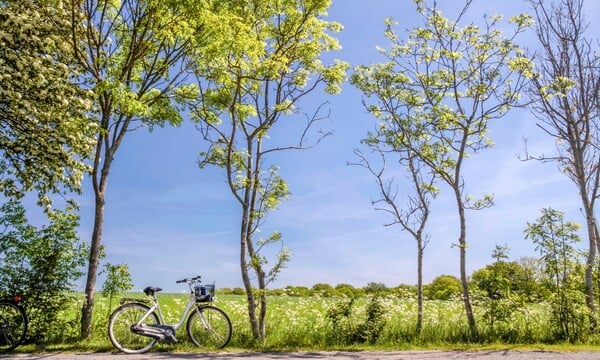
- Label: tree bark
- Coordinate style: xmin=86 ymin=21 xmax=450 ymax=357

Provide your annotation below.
xmin=416 ymin=240 xmax=424 ymax=333
xmin=581 ymin=193 xmax=597 ymax=330
xmin=80 ymin=134 xmax=111 ymax=339
xmin=454 ymin=185 xmax=478 ymax=338
xmin=240 ymin=207 xmax=260 ymax=340
xmin=80 ymin=190 xmax=105 ymax=338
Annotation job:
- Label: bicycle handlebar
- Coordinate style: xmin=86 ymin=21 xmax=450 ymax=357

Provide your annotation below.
xmin=176 ymin=275 xmax=202 ymax=284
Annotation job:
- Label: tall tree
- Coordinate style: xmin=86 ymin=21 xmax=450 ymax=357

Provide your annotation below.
xmin=0 ymin=0 xmax=95 ymax=203
xmin=352 ymin=0 xmax=532 ymax=336
xmin=351 ymin=145 xmax=436 ymax=333
xmin=68 ymin=0 xmax=201 ymax=338
xmin=191 ymin=0 xmax=347 ymax=341
xmin=524 ymin=0 xmax=600 ymax=329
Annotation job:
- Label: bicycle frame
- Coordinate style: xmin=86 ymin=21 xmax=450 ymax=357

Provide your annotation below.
xmin=137 ymin=288 xmax=199 ymax=331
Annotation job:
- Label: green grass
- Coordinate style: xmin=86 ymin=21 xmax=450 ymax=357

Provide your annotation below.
xmin=13 ymin=292 xmax=600 ymax=353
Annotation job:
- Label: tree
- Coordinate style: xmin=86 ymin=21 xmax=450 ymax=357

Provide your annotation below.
xmin=525 ymin=208 xmax=588 ymax=341
xmin=334 ymin=283 xmax=363 ymax=298
xmin=191 ymin=0 xmax=347 ymax=341
xmin=470 ymin=246 xmax=531 ymax=335
xmin=312 ymin=283 xmax=334 ymax=297
xmin=351 ymin=129 xmax=436 ymax=333
xmin=68 ymin=0 xmax=201 ymax=338
xmin=364 ymin=282 xmax=389 ymax=295
xmin=351 ymin=0 xmax=532 ymax=336
xmin=524 ymin=0 xmax=600 ymax=329
xmin=517 ymin=256 xmax=547 ymax=300
xmin=424 ymin=274 xmax=461 ymax=300
xmin=0 ymin=0 xmax=95 ymax=203
xmin=0 ymin=200 xmax=88 ymax=343
xmin=471 ymin=247 xmax=533 ymax=300
xmin=101 ymin=262 xmax=134 ymax=312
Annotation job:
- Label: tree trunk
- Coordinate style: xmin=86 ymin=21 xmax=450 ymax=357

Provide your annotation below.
xmin=572 ymin=147 xmax=598 ymax=330
xmin=239 ymin=211 xmax=259 ymax=340
xmin=454 ymin=186 xmax=477 ymax=337
xmin=257 ymin=272 xmax=267 ymax=340
xmin=582 ymin=201 xmax=597 ymax=330
xmin=80 ymin=170 xmax=108 ymax=339
xmin=416 ymin=240 xmax=423 ymax=334
xmin=80 ymin=129 xmax=113 ymax=339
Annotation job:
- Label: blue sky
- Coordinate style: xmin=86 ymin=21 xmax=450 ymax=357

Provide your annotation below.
xmin=57 ymin=1 xmax=600 ymax=292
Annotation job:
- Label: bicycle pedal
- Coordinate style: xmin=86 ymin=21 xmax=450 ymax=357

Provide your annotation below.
xmin=166 ymin=335 xmax=178 ymax=343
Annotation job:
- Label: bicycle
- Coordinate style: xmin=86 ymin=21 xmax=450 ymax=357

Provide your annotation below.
xmin=0 ymin=295 xmax=28 ymax=352
xmin=108 ymin=275 xmax=232 ymax=354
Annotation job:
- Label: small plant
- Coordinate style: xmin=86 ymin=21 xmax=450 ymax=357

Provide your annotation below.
xmin=525 ymin=208 xmax=588 ymax=341
xmin=325 ymin=298 xmax=356 ymax=345
xmin=101 ymin=262 xmax=134 ymax=313
xmin=354 ymin=295 xmax=386 ymax=344
xmin=325 ymin=295 xmax=386 ymax=345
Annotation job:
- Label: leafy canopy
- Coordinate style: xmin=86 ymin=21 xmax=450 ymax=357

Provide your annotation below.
xmin=352 ymin=2 xmax=533 ymax=183
xmin=0 ymin=0 xmax=96 ymax=203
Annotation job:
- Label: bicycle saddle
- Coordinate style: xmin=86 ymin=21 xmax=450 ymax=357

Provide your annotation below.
xmin=143 ymin=286 xmax=162 ymax=296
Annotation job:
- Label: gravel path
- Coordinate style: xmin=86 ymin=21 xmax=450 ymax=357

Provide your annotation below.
xmin=3 ymin=351 xmax=600 ymax=359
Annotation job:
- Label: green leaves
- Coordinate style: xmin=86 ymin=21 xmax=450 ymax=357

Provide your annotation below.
xmin=75 ymin=0 xmax=197 ymax=135
xmin=101 ymin=262 xmax=134 ymax=311
xmin=194 ymin=0 xmax=346 ymax=234
xmin=0 ymin=1 xmax=96 ymax=201
xmin=352 ymin=0 xmax=530 ymax=184
xmin=191 ymin=1 xmax=346 ymax=338
xmin=352 ymin=1 xmax=532 ymax=335
xmin=0 ymin=199 xmax=88 ymax=342
xmin=524 ymin=207 xmax=587 ymax=340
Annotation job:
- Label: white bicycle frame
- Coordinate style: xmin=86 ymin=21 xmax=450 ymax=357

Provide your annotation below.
xmin=136 ymin=281 xmax=211 ymax=331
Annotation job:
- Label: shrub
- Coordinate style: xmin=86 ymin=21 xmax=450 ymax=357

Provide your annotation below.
xmin=325 ymin=295 xmax=386 ymax=345
xmin=0 ymin=200 xmax=88 ymax=344
xmin=424 ymin=275 xmax=461 ymax=300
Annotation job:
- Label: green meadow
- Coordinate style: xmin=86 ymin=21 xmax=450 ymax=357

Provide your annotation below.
xmin=18 ymin=291 xmax=600 ymax=353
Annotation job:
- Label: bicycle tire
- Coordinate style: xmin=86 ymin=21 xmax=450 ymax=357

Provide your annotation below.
xmin=186 ymin=305 xmax=232 ymax=349
xmin=108 ymin=302 xmax=159 ymax=354
xmin=0 ymin=301 xmax=27 ymax=353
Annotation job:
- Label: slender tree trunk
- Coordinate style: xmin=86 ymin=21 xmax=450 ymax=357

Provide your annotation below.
xmin=257 ymin=271 xmax=267 ymax=340
xmin=80 ymin=192 xmax=105 ymax=338
xmin=245 ymin=211 xmax=267 ymax=341
xmin=80 ymin=139 xmax=111 ymax=339
xmin=416 ymin=240 xmax=424 ymax=334
xmin=454 ymin=186 xmax=477 ymax=337
xmin=572 ymin=147 xmax=598 ymax=330
xmin=240 ymin=208 xmax=259 ymax=340
xmin=582 ymin=200 xmax=597 ymax=330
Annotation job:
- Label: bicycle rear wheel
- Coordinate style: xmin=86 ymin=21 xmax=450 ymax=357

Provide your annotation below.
xmin=186 ymin=305 xmax=232 ymax=349
xmin=108 ymin=302 xmax=159 ymax=354
xmin=0 ymin=301 xmax=27 ymax=352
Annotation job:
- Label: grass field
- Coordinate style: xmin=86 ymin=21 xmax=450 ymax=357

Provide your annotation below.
xmin=16 ymin=291 xmax=600 ymax=353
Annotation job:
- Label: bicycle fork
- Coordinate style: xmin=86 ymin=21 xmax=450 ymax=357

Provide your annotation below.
xmin=196 ymin=307 xmax=213 ymax=331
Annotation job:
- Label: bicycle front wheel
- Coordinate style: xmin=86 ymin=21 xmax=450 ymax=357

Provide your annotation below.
xmin=108 ymin=302 xmax=159 ymax=354
xmin=0 ymin=301 xmax=27 ymax=352
xmin=186 ymin=305 xmax=232 ymax=349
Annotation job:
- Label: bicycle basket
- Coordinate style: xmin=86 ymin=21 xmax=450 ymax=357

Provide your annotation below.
xmin=194 ymin=283 xmax=215 ymax=302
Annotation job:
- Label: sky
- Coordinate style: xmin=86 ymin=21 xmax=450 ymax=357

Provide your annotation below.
xmin=37 ymin=0 xmax=600 ymax=293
